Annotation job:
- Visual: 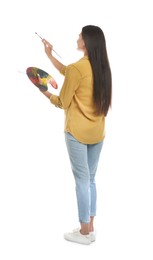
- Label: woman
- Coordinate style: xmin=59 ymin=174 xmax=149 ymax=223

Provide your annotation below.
xmin=39 ymin=25 xmax=112 ymax=245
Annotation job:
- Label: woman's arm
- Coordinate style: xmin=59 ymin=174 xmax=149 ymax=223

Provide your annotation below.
xmin=40 ymin=89 xmax=63 ymax=108
xmin=42 ymin=39 xmax=64 ymax=72
xmin=40 ymin=90 xmax=52 ymax=99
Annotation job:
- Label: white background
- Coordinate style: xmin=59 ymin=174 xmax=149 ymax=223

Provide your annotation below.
xmin=0 ymin=0 xmax=153 ymax=259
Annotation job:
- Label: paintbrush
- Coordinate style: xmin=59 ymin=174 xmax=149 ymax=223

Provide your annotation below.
xmin=35 ymin=32 xmax=61 ymax=58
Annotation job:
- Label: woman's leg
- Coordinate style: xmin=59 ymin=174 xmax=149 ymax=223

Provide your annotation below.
xmin=65 ymin=132 xmax=90 ymax=234
xmin=87 ymin=141 xmax=103 ymax=231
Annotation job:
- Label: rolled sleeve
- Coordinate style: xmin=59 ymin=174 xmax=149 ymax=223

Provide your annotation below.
xmin=50 ymin=95 xmax=63 ymax=108
xmin=60 ymin=65 xmax=67 ymax=76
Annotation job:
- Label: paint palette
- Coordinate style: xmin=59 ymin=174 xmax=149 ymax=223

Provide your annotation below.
xmin=26 ymin=67 xmax=58 ymax=91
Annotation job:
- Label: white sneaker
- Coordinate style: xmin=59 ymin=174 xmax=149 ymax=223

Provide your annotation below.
xmin=64 ymin=229 xmax=91 ymax=245
xmin=90 ymin=231 xmax=96 ymax=242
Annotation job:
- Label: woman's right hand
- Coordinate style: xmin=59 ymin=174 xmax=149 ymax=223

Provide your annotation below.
xmin=42 ymin=38 xmax=64 ymax=72
xmin=42 ymin=39 xmax=53 ymax=58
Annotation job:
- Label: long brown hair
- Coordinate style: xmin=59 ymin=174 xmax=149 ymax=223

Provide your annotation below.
xmin=82 ymin=25 xmax=112 ymax=116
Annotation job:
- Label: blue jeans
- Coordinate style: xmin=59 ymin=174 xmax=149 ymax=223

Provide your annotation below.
xmin=65 ymin=132 xmax=103 ymax=223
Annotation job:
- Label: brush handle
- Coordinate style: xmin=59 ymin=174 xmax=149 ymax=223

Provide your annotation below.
xmin=52 ymin=49 xmax=61 ymax=58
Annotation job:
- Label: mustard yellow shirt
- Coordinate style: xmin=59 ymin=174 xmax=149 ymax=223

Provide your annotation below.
xmin=50 ymin=56 xmax=105 ymax=144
